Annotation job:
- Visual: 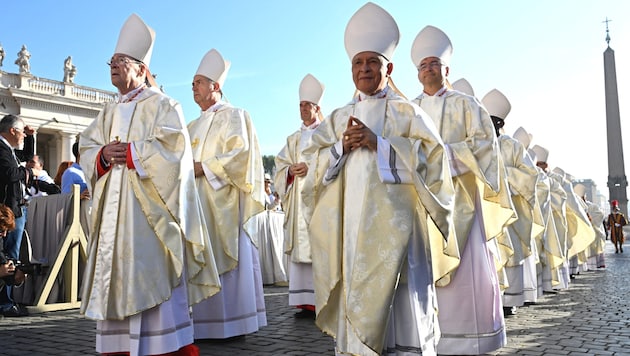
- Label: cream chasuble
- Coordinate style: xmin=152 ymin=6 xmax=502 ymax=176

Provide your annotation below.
xmin=187 ymin=103 xmax=265 ymax=275
xmin=547 ymin=173 xmax=570 ymax=288
xmin=274 ymin=124 xmax=318 ymax=263
xmin=550 ymin=172 xmax=595 ymax=260
xmin=585 ymin=201 xmax=606 ymax=261
xmin=413 ymin=90 xmax=515 ymax=285
xmin=304 ymin=89 xmax=455 ymax=355
xmin=498 ymin=135 xmax=543 ymax=266
xmin=534 ymin=169 xmax=564 ymax=289
xmin=79 ymin=87 xmax=220 ymax=320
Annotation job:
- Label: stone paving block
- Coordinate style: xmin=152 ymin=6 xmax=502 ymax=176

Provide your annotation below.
xmin=2 ymin=245 xmax=630 ymax=355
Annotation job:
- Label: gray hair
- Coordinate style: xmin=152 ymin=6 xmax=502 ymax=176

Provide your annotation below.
xmin=0 ymin=114 xmax=23 ymax=133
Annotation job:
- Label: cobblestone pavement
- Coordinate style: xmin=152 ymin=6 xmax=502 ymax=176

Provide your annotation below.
xmin=1 ymin=242 xmax=629 ymax=355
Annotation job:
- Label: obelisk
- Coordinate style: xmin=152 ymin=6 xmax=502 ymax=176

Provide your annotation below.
xmin=603 ymin=18 xmax=628 ymax=215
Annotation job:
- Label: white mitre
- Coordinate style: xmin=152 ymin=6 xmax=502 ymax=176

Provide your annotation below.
xmin=344 ymin=2 xmax=399 ymax=61
xmin=482 ymin=89 xmax=511 ymax=120
xmin=513 ymin=127 xmax=531 ymax=149
xmin=552 ymin=166 xmax=565 ymax=178
xmin=451 ymin=78 xmax=474 ymax=96
xmin=411 ymin=25 xmax=453 ymax=67
xmin=527 ymin=148 xmax=537 ymax=162
xmin=196 ymin=49 xmax=231 ymax=88
xmin=115 ymin=14 xmax=155 ymax=66
xmin=531 ymin=144 xmax=549 ymax=163
xmin=299 ymin=74 xmax=325 ymax=105
xmin=573 ymin=183 xmax=587 ymax=197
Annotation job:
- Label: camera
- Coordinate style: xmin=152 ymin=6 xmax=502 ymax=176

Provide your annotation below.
xmin=0 ymin=251 xmax=46 ymax=286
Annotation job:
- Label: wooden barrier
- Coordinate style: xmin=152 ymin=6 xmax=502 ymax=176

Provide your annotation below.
xmin=22 ymin=184 xmax=89 ymax=313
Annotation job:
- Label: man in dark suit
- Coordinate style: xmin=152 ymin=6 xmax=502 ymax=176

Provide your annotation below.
xmin=0 ymin=114 xmax=40 ymax=316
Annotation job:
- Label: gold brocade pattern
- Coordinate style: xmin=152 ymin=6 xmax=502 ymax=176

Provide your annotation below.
xmin=413 ymin=91 xmax=516 ymax=285
xmin=498 ymin=135 xmax=543 ymax=268
xmin=187 ymin=106 xmax=265 ymax=275
xmin=303 ymin=91 xmax=455 ymax=355
xmin=79 ymin=88 xmax=220 ymax=320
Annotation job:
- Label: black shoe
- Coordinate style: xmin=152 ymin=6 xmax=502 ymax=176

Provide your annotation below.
xmin=294 ymin=309 xmax=316 ymax=319
xmin=1 ymin=304 xmax=28 ymax=317
xmin=503 ymin=306 xmax=516 ymax=316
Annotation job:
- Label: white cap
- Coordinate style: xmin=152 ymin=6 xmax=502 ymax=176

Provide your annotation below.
xmin=114 ymin=14 xmax=155 ymax=66
xmin=451 ymin=78 xmax=474 ymax=96
xmin=482 ymin=89 xmax=511 ymax=120
xmin=299 ymin=74 xmax=325 ymax=105
xmin=411 ymin=25 xmax=453 ymax=67
xmin=513 ymin=127 xmax=531 ymax=149
xmin=196 ymin=49 xmax=231 ymax=88
xmin=531 ymin=144 xmax=549 ymax=163
xmin=573 ymin=183 xmax=587 ymax=197
xmin=344 ymin=2 xmax=399 ymax=61
xmin=264 ymin=173 xmax=272 ymax=181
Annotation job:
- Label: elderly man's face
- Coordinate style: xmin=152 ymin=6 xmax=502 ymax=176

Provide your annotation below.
xmin=109 ymin=54 xmax=145 ymax=94
xmin=299 ymin=101 xmax=318 ymax=126
xmin=351 ymin=52 xmax=392 ymax=96
xmin=192 ymin=75 xmax=219 ymax=111
xmin=417 ymin=56 xmax=448 ymax=88
xmin=8 ymin=121 xmax=25 ymax=149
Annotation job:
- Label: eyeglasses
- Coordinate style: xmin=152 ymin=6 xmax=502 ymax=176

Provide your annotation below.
xmin=418 ymin=60 xmax=443 ymax=71
xmin=106 ymin=57 xmax=141 ymax=67
xmin=12 ymin=127 xmax=25 ymax=136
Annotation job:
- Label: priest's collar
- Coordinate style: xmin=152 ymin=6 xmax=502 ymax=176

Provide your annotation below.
xmin=203 ymin=100 xmax=227 ymax=113
xmin=356 ymin=85 xmax=390 ymax=102
xmin=419 ymin=85 xmax=448 ymax=99
xmin=301 ymin=118 xmax=321 ymax=131
xmin=118 ymin=84 xmax=146 ymax=103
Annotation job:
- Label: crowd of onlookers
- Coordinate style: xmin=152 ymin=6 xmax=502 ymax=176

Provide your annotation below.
xmin=0 ymin=118 xmax=88 ymax=318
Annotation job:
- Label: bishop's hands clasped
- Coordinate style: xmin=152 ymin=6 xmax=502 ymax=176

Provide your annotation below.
xmin=342 ymin=116 xmax=377 ymax=154
xmin=289 ymin=162 xmax=308 ymax=178
xmin=102 ymin=137 xmax=128 ymax=165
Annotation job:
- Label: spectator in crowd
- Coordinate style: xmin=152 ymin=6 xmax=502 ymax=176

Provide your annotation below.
xmin=0 ymin=114 xmax=39 ymax=318
xmin=0 ymin=203 xmax=27 ymax=317
xmin=26 ymin=155 xmax=61 ymax=198
xmin=53 ymin=161 xmax=74 ymax=187
xmin=61 ymin=141 xmax=89 ymax=200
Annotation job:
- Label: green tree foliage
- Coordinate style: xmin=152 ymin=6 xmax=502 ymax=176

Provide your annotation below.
xmin=262 ymin=155 xmax=276 ymax=175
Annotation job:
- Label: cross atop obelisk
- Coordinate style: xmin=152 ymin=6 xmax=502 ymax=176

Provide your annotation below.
xmin=603 ymin=17 xmax=628 ymax=215
xmin=603 ymin=17 xmax=612 ymax=46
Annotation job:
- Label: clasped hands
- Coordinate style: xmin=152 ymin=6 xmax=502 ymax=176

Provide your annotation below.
xmin=102 ymin=138 xmax=128 ymax=165
xmin=289 ymin=162 xmax=308 ymax=178
xmin=343 ymin=116 xmax=377 ymax=154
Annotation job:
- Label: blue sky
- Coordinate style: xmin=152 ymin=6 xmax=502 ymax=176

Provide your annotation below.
xmin=2 ymin=0 xmax=629 ymax=196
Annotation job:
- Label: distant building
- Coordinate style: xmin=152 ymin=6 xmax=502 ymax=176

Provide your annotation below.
xmin=573 ymin=178 xmax=608 ymax=213
xmin=0 ymin=52 xmax=116 ymax=176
